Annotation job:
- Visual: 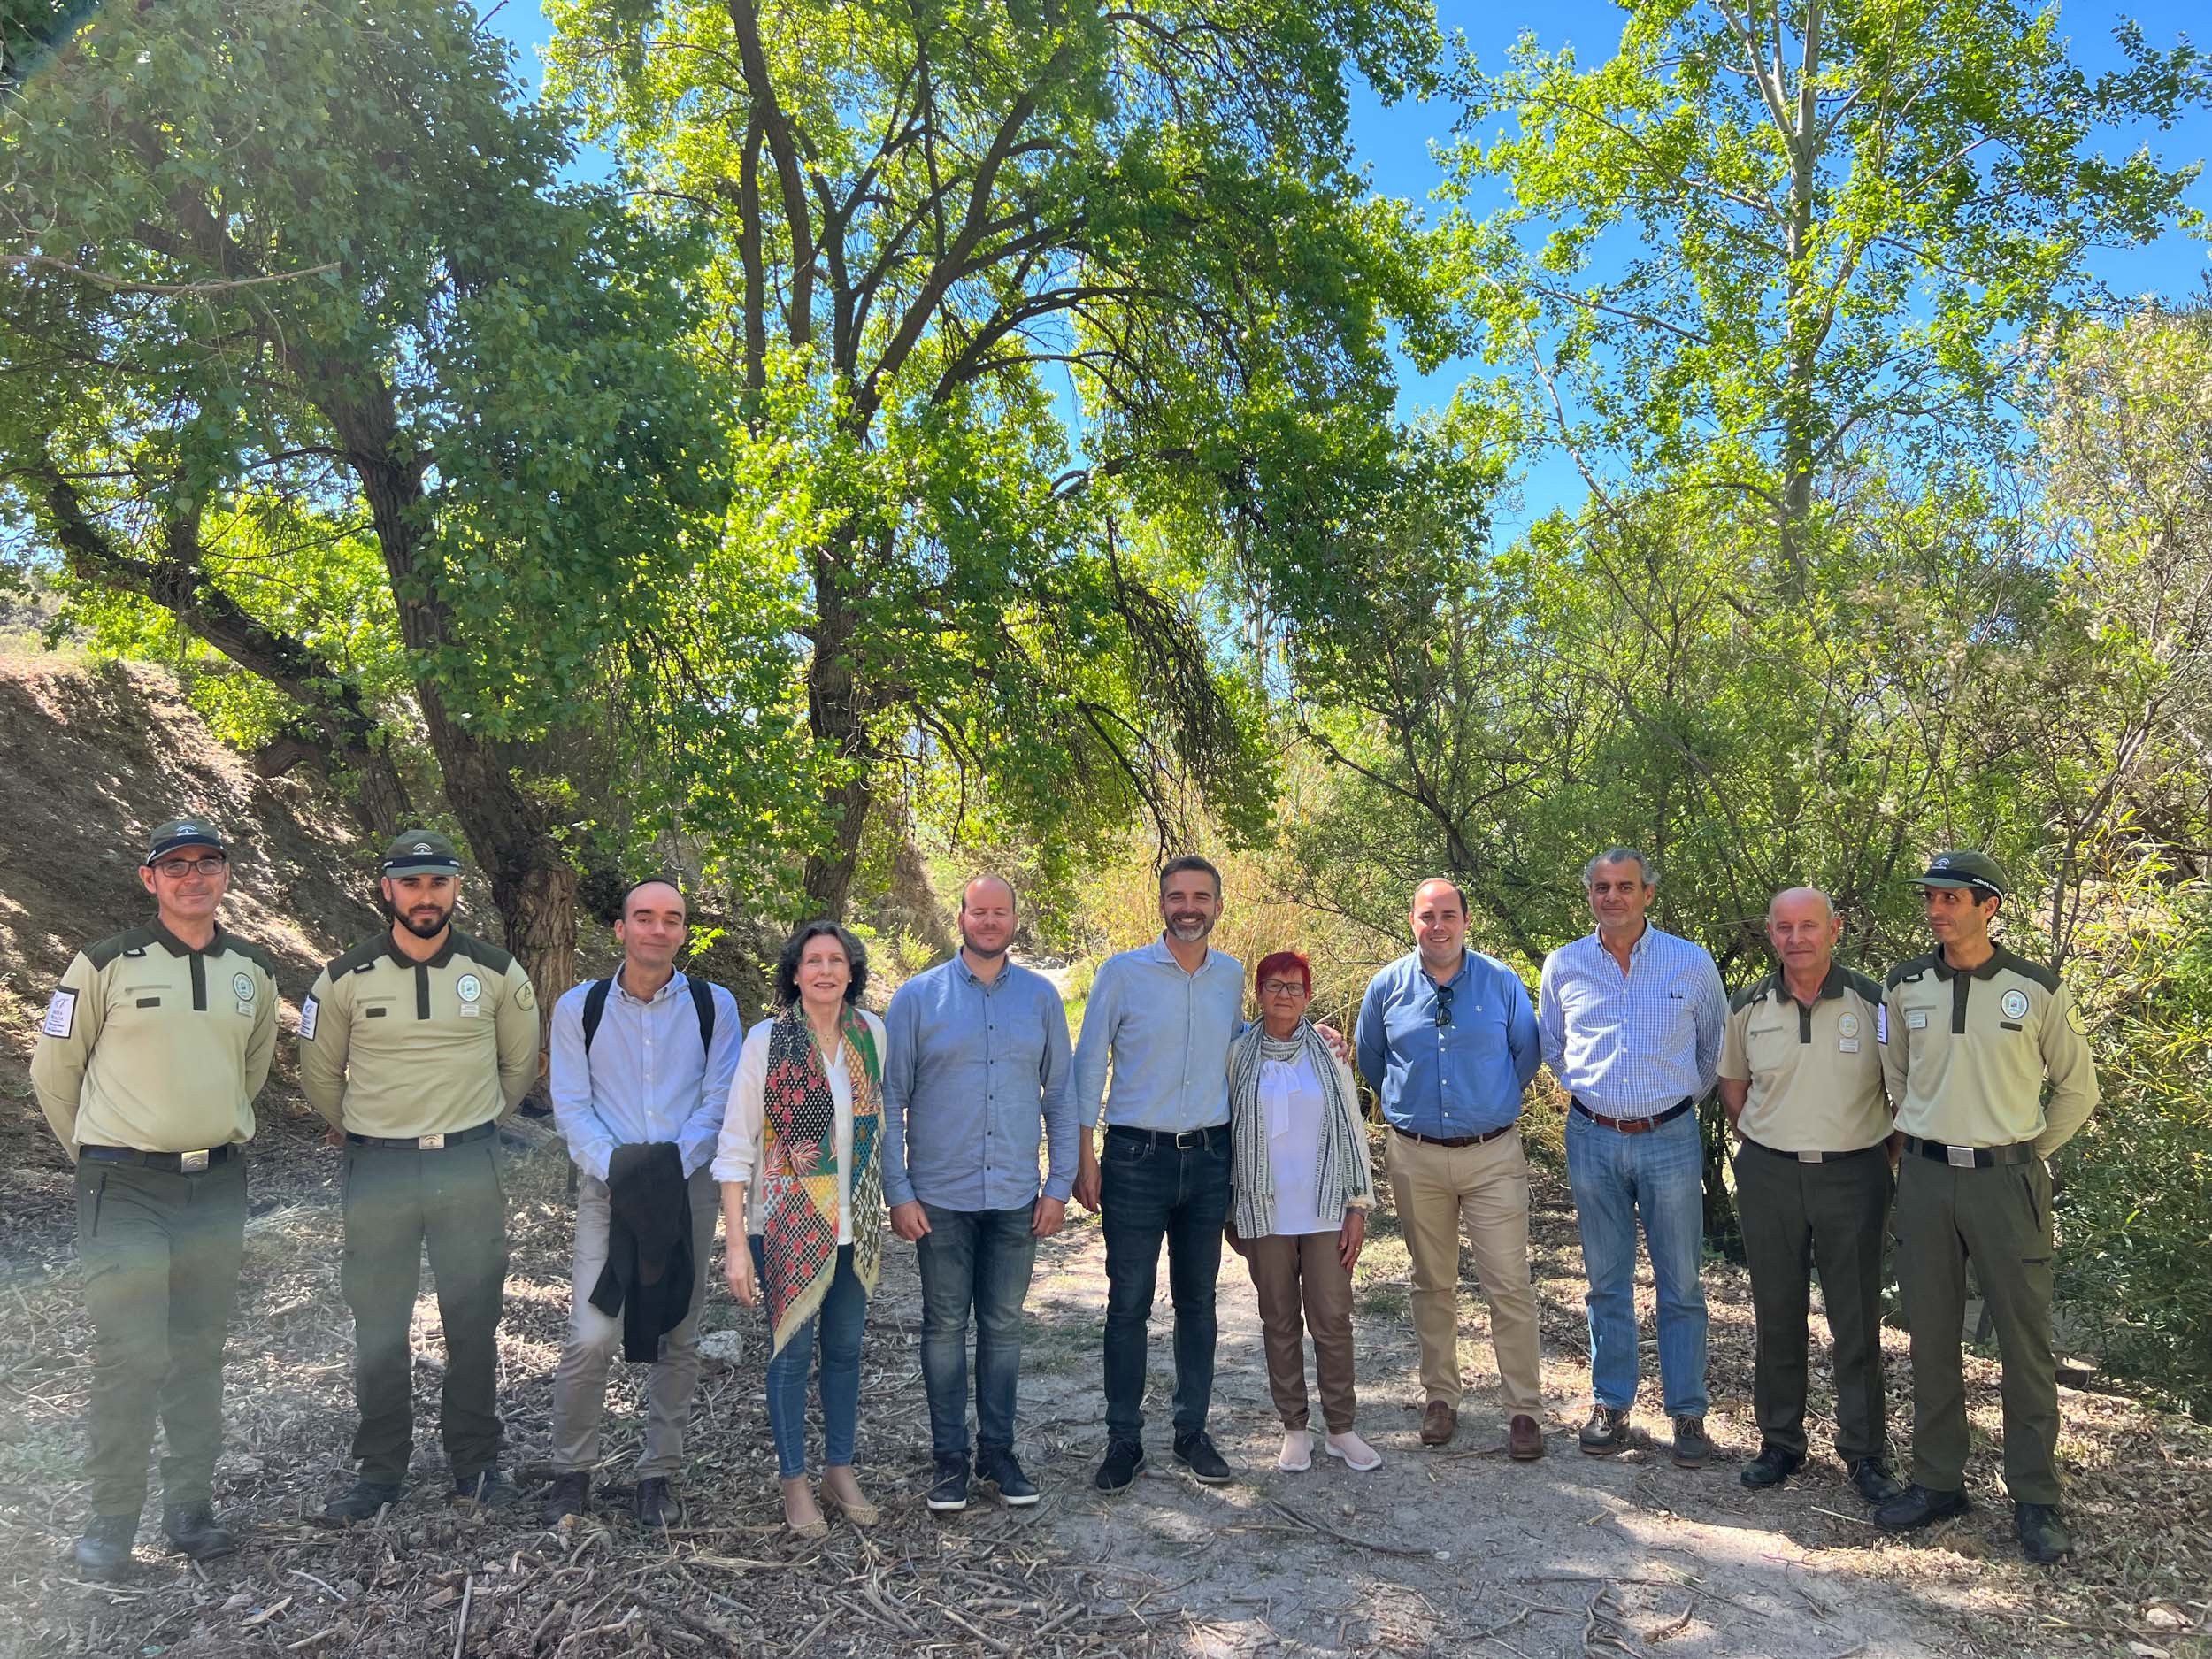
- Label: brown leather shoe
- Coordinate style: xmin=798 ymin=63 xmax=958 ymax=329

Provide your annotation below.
xmin=1508 ymin=1414 xmax=1545 ymax=1461
xmin=1418 ymin=1401 xmax=1457 ymax=1445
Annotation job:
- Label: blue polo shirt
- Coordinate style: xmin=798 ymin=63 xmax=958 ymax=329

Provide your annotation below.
xmin=1356 ymin=949 xmax=1540 ymax=1138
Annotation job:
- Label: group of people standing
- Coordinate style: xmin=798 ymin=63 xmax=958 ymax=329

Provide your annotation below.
xmin=30 ymin=823 xmax=2097 ymax=1581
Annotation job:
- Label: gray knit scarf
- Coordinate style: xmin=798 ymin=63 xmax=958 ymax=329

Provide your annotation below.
xmin=1227 ymin=1018 xmax=1371 ymax=1239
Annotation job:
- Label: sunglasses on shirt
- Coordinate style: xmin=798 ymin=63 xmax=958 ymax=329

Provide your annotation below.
xmin=1433 ymin=981 xmax=1455 ymax=1029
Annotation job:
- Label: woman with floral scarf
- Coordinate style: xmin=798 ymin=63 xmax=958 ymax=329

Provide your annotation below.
xmin=717 ymin=919 xmax=888 ymax=1538
xmin=1226 ymin=950 xmax=1379 ymax=1472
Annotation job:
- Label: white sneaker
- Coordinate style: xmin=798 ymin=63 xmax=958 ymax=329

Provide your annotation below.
xmin=1325 ymin=1431 xmax=1382 ymax=1471
xmin=1276 ymin=1429 xmax=1314 ymax=1472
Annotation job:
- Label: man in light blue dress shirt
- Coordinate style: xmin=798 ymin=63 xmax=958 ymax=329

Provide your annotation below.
xmin=1071 ymin=856 xmax=1248 ymax=1493
xmin=544 ymin=878 xmax=741 ymax=1528
xmin=1539 ymin=848 xmax=1726 ymax=1470
xmin=1356 ymin=879 xmax=1547 ymax=1459
xmin=882 ymin=876 xmax=1075 ymax=1514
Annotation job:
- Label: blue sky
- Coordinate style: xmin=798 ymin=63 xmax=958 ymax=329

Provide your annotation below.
xmin=480 ymin=1 xmax=2210 ymax=523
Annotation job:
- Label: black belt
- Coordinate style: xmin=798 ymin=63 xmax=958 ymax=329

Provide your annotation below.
xmin=1105 ymin=1124 xmax=1228 ymax=1151
xmin=1903 ymin=1134 xmax=2036 ymax=1169
xmin=347 ymin=1121 xmax=497 ymax=1150
xmin=1738 ymin=1134 xmax=1885 ymax=1164
xmin=1395 ymin=1123 xmax=1517 ymax=1149
xmin=81 ymin=1143 xmax=238 ymax=1172
xmin=1571 ymin=1098 xmax=1694 ymax=1134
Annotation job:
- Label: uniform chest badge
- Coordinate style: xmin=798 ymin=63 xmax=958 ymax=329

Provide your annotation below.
xmin=2001 ymin=988 xmax=2029 ymax=1019
xmin=233 ymin=972 xmax=257 ymax=1017
xmin=457 ymin=972 xmax=484 ymax=1017
xmin=1837 ymin=1012 xmax=1860 ymax=1038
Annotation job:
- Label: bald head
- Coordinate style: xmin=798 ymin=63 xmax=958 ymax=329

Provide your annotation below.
xmin=1765 ymin=886 xmax=1841 ymax=982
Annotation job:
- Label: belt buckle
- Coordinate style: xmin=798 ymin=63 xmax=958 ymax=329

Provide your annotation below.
xmin=1797 ymin=1150 xmax=1821 ymax=1164
xmin=180 ymin=1148 xmax=210 ymax=1172
xmin=1946 ymin=1144 xmax=1975 ymax=1169
xmin=1174 ymin=1130 xmax=1198 ymax=1150
xmin=419 ymin=1133 xmax=446 ymax=1150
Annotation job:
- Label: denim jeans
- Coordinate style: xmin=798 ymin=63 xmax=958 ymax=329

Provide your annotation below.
xmin=1100 ymin=1126 xmax=1232 ymax=1443
xmin=749 ymin=1238 xmax=869 ymax=1479
xmin=1564 ymin=1106 xmax=1709 ymax=1418
xmin=915 ymin=1203 xmax=1038 ymax=1461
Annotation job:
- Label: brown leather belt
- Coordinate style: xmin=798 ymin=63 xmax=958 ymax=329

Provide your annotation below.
xmin=1394 ymin=1124 xmax=1517 ymax=1149
xmin=1571 ymin=1098 xmax=1694 ymax=1134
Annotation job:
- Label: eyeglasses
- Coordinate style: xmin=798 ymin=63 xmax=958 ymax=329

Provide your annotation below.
xmin=151 ymin=856 xmax=227 ymax=879
xmin=1433 ymin=981 xmax=1455 ymax=1029
xmin=1259 ymin=979 xmax=1309 ymax=997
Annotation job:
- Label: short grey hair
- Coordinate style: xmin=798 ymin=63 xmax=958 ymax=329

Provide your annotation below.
xmin=1766 ymin=886 xmax=1835 ymax=924
xmin=1583 ymin=847 xmax=1656 ymax=886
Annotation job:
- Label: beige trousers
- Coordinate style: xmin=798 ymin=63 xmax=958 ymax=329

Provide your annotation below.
xmin=1244 ymin=1230 xmax=1358 ymax=1432
xmin=549 ymin=1164 xmax=718 ymax=1479
xmin=1386 ymin=1126 xmax=1543 ymax=1416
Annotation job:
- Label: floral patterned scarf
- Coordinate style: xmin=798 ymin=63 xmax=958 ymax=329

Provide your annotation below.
xmin=758 ymin=1002 xmax=883 ymax=1355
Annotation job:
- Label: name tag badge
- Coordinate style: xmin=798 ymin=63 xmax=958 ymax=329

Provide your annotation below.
xmin=1907 ymin=1010 xmax=1928 ymax=1030
xmin=1838 ymin=1037 xmax=1861 ymax=1053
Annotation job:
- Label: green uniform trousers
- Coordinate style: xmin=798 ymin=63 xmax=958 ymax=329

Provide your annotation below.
xmin=342 ymin=1138 xmax=509 ymax=1486
xmin=1893 ymin=1152 xmax=2061 ymax=1504
xmin=74 ymin=1155 xmax=248 ymax=1517
xmin=1732 ymin=1141 xmax=1893 ymax=1463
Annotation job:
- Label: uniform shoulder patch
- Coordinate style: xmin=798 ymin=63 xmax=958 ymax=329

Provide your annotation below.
xmin=1998 ymin=949 xmax=2061 ymax=994
xmin=84 ymin=926 xmax=157 ymax=972
xmin=328 ymin=934 xmax=388 ymax=979
xmin=41 ymin=987 xmax=78 ymax=1039
xmin=449 ymin=932 xmax=516 ymax=975
xmin=298 ymin=993 xmax=320 ymax=1042
xmin=1885 ymin=954 xmax=1938 ymax=990
xmin=1726 ymin=981 xmax=1768 ymax=1015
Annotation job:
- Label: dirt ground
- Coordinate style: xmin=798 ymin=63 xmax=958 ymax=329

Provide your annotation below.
xmin=0 ymin=1118 xmax=2204 ymax=1659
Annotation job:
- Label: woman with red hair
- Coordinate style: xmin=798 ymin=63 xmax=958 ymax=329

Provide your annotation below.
xmin=1226 ymin=950 xmax=1378 ymax=1472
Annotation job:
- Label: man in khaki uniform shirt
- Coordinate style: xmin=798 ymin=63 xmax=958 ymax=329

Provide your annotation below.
xmin=1718 ymin=887 xmax=1903 ymax=1505
xmin=30 ymin=818 xmax=278 ymax=1577
xmin=1874 ymin=850 xmax=2098 ymax=1565
xmin=300 ymin=830 xmax=538 ymax=1519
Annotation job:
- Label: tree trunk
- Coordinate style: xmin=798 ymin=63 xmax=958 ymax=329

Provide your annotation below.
xmin=800 ymin=548 xmax=875 ymax=918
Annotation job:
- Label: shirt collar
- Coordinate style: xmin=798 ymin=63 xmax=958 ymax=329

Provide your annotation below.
xmin=1586 ymin=920 xmax=1654 ymax=957
xmin=613 ymin=968 xmax=687 ymax=1006
xmin=385 ymin=928 xmax=457 ymax=971
xmin=1930 ymin=945 xmax=2011 ymax=983
xmin=1417 ymin=949 xmax=1471 ymax=988
xmin=150 ymin=919 xmax=227 ymax=959
xmin=1143 ymin=935 xmax=1219 ymax=976
xmin=1768 ymin=963 xmax=1848 ymax=1005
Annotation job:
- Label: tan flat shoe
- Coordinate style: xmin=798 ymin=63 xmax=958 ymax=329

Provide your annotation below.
xmin=822 ymin=1486 xmax=879 ymax=1526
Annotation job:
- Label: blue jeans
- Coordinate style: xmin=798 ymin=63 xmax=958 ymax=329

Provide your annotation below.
xmin=1564 ymin=1107 xmax=1709 ymax=1418
xmin=749 ymin=1238 xmax=869 ymax=1479
xmin=916 ymin=1203 xmax=1039 ymax=1461
xmin=1100 ymin=1126 xmax=1232 ymax=1444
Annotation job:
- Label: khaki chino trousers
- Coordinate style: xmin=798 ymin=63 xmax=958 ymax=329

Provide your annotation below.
xmin=1386 ymin=1126 xmax=1543 ymax=1417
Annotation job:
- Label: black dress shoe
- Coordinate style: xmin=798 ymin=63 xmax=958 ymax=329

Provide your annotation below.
xmin=976 ymin=1448 xmax=1039 ymax=1507
xmin=161 ymin=1502 xmax=237 ymax=1561
xmin=542 ymin=1471 xmax=589 ymax=1525
xmin=634 ymin=1477 xmax=680 ymax=1528
xmin=1849 ymin=1456 xmax=1907 ymax=1503
xmin=72 ymin=1513 xmax=137 ymax=1579
xmin=1172 ymin=1431 xmax=1233 ymax=1485
xmin=1874 ymin=1483 xmax=1970 ymax=1532
xmin=1094 ymin=1440 xmax=1147 ymax=1493
xmin=1578 ymin=1404 xmax=1631 ymax=1455
xmin=323 ymin=1480 xmax=403 ymax=1525
xmin=1740 ymin=1446 xmax=1804 ymax=1490
xmin=2016 ymin=1502 xmax=2072 ymax=1564
xmin=453 ymin=1470 xmax=520 ymax=1510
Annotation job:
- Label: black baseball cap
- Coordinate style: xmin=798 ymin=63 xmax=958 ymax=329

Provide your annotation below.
xmin=1908 ymin=850 xmax=2009 ymax=900
xmin=145 ymin=818 xmax=228 ymax=864
xmin=381 ymin=829 xmax=464 ymax=875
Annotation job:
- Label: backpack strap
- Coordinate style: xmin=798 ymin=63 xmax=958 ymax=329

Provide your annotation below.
xmin=688 ymin=978 xmax=716 ymax=1054
xmin=580 ymin=977 xmax=614 ymax=1053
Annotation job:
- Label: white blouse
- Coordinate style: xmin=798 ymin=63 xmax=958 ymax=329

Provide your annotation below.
xmin=1259 ymin=1050 xmax=1331 ymax=1237
xmin=713 ymin=1010 xmax=887 ymax=1244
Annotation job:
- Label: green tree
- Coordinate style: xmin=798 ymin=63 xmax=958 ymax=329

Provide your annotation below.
xmin=0 ymin=0 xmax=743 ymax=995
xmin=547 ymin=0 xmax=1445 ymax=911
xmin=1441 ymin=0 xmax=2208 ymax=583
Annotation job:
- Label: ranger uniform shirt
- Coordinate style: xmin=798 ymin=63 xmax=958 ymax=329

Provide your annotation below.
xmin=29 ymin=921 xmax=279 ymax=1156
xmin=1717 ymin=964 xmax=1893 ymax=1154
xmin=1880 ymin=945 xmax=2099 ymax=1156
xmin=299 ymin=930 xmax=539 ymax=1138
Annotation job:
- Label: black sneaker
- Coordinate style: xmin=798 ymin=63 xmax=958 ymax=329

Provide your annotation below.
xmin=1094 ymin=1440 xmax=1147 ymax=1494
xmin=160 ymin=1502 xmax=236 ymax=1561
xmin=1849 ymin=1456 xmax=1907 ymax=1503
xmin=2016 ymin=1502 xmax=2071 ymax=1564
xmin=1740 ymin=1446 xmax=1803 ymax=1491
xmin=926 ymin=1455 xmax=971 ymax=1513
xmin=634 ymin=1477 xmax=680 ymax=1528
xmin=1172 ymin=1431 xmax=1233 ymax=1485
xmin=976 ymin=1448 xmax=1039 ymax=1507
xmin=72 ymin=1512 xmax=137 ymax=1579
xmin=541 ymin=1471 xmax=590 ymax=1526
xmin=453 ymin=1470 xmax=520 ymax=1510
xmin=1578 ymin=1404 xmax=1631 ymax=1455
xmin=323 ymin=1480 xmax=403 ymax=1525
xmin=1874 ymin=1483 xmax=1970 ymax=1533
